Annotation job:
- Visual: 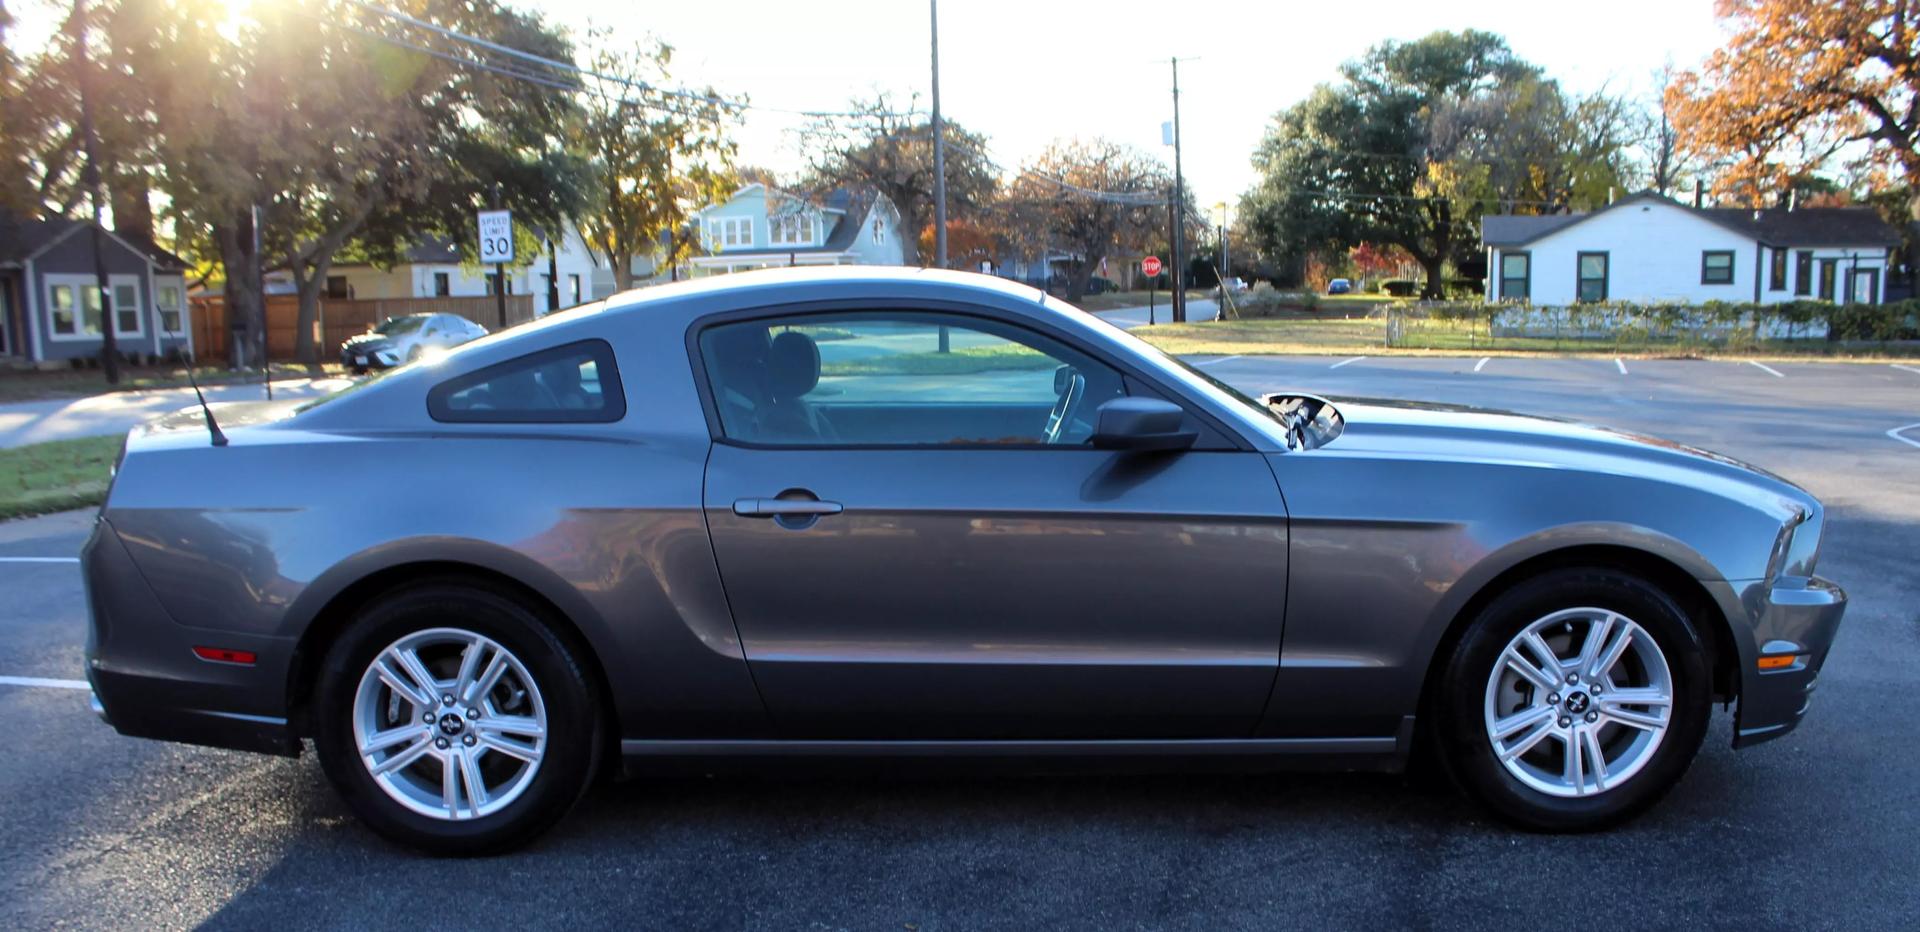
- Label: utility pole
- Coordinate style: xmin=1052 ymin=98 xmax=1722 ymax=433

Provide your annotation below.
xmin=72 ymin=0 xmax=119 ymax=384
xmin=546 ymin=234 xmax=560 ymax=313
xmin=253 ymin=202 xmax=269 ymax=399
xmin=1170 ymin=56 xmax=1187 ymax=323
xmin=491 ymin=184 xmax=507 ymax=328
xmin=930 ymin=0 xmax=947 ymax=270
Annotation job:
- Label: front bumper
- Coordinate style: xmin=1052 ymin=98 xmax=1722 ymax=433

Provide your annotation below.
xmin=340 ymin=344 xmax=400 ymax=369
xmin=82 ymin=517 xmax=301 ymax=757
xmin=1732 ymin=575 xmax=1846 ymax=748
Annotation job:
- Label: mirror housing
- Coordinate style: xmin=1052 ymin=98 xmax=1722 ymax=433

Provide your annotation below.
xmin=1089 ymin=398 xmax=1197 ymax=451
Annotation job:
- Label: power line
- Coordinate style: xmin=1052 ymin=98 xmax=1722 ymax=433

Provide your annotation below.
xmin=347 ymin=1 xmax=920 ymax=120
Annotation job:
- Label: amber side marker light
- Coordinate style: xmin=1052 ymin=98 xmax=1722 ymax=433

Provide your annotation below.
xmin=1756 ymin=654 xmax=1799 ymax=671
xmin=192 ymin=646 xmax=257 ymax=665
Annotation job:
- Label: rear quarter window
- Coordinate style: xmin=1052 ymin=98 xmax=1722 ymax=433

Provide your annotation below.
xmin=427 ymin=339 xmax=625 ymax=423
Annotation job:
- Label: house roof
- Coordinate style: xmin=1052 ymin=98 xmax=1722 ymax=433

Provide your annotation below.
xmin=1481 ymin=191 xmax=1900 ymax=249
xmin=700 ymin=189 xmax=889 ymax=258
xmin=0 ymin=211 xmax=192 ymax=271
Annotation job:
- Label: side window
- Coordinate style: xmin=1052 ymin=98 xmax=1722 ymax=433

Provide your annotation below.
xmin=697 ymin=312 xmax=1127 ymax=446
xmin=427 ymin=340 xmax=625 ymax=423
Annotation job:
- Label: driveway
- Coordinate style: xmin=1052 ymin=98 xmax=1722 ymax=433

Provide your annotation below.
xmin=0 ymin=377 xmax=353 ymax=448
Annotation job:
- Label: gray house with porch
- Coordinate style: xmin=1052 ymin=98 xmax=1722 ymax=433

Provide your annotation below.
xmin=1 ymin=212 xmax=193 ymax=365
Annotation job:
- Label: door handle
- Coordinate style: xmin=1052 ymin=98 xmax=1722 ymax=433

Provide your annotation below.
xmin=732 ymin=498 xmax=844 ymax=518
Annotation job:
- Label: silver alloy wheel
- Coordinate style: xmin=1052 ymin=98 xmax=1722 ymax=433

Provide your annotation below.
xmin=1483 ymin=607 xmax=1674 ymax=798
xmin=352 ymin=627 xmax=548 ymax=820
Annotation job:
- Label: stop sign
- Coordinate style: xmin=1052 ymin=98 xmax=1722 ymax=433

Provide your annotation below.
xmin=1142 ymin=256 xmax=1163 ymax=276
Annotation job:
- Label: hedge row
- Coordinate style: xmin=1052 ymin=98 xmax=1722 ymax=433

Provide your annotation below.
xmin=1386 ymin=299 xmax=1920 ymax=343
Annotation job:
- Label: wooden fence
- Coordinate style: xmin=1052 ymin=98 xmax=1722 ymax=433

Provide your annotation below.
xmin=190 ymin=294 xmax=537 ymax=362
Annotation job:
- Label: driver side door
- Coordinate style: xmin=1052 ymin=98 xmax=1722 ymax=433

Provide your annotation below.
xmin=697 ymin=307 xmax=1291 ymax=740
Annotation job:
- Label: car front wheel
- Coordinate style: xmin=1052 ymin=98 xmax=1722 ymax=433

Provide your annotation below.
xmin=314 ymin=582 xmax=601 ymax=854
xmin=1435 ymin=567 xmax=1711 ymax=831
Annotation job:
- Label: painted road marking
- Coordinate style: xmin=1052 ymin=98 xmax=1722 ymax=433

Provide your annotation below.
xmin=1748 ymin=360 xmax=1786 ymax=378
xmin=1194 ymin=355 xmax=1242 ymax=366
xmin=1615 ymin=358 xmax=1628 ymax=375
xmin=1330 ymin=356 xmax=1366 ymax=369
xmin=1473 ymin=357 xmax=1490 ymax=372
xmin=1889 ymin=423 xmax=1920 ymax=450
xmin=0 ymin=557 xmax=79 ymax=564
xmin=1892 ymin=364 xmax=1920 ymax=376
xmin=0 ymin=675 xmax=90 ymax=690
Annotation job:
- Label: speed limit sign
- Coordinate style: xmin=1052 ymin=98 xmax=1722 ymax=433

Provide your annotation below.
xmin=477 ymin=210 xmax=514 ymax=264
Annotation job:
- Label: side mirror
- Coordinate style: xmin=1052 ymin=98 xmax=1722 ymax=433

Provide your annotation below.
xmin=1089 ymin=397 xmax=1197 ymax=452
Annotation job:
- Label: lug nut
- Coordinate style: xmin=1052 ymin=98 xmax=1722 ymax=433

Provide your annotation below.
xmin=1591 ymin=685 xmax=1603 ymax=695
xmin=1565 ymin=673 xmax=1579 ymax=685
xmin=1557 ymin=717 xmax=1572 ymax=728
xmin=1548 ymin=693 xmax=1561 ymax=704
xmin=434 ymin=737 xmax=450 ymax=750
xmin=423 ymin=713 xmax=436 ymax=724
xmin=466 ymin=707 xmax=480 ymax=719
xmin=462 ymin=734 xmax=476 ymax=747
xmin=441 ymin=694 xmax=455 ymax=706
xmin=1585 ymin=712 xmax=1599 ymax=723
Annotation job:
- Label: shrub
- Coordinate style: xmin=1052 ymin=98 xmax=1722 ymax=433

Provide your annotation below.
xmin=1383 ymin=280 xmax=1418 ymax=297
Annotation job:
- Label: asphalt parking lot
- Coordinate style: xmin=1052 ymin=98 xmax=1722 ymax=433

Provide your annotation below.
xmin=1 ymin=355 xmax=1916 ymax=930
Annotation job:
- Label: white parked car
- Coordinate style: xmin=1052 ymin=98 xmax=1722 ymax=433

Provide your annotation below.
xmin=339 ymin=314 xmax=489 ymax=373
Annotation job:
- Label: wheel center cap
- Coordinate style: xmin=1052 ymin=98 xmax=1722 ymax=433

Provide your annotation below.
xmin=438 ymin=713 xmax=467 ymax=736
xmin=1563 ymin=691 xmax=1591 ymax=715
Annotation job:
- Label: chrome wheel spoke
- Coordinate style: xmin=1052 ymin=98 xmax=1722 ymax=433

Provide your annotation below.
xmin=369 ymin=735 xmax=434 ymax=776
xmin=1484 ymin=607 xmax=1674 ymax=800
xmin=1502 ymin=649 xmax=1559 ymax=693
xmin=353 ymin=627 xmax=549 ymax=822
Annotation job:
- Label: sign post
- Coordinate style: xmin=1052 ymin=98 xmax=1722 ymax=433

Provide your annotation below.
xmin=1142 ymin=256 xmax=1163 ymax=325
xmin=479 ymin=208 xmax=513 ymax=327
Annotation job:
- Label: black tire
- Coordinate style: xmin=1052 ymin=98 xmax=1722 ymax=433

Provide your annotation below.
xmin=1433 ymin=567 xmax=1710 ymax=831
xmin=314 ymin=580 xmax=602 ymax=855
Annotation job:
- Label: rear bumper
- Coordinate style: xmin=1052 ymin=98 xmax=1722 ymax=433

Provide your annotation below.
xmin=1732 ymin=575 xmax=1846 ymax=749
xmin=82 ymin=517 xmax=300 ymax=757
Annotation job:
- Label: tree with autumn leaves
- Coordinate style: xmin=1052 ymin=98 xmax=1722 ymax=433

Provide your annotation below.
xmin=1670 ymin=0 xmax=1920 ymax=219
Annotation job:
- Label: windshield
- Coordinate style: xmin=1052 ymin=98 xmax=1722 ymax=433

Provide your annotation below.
xmin=375 ymin=315 xmax=430 ymax=335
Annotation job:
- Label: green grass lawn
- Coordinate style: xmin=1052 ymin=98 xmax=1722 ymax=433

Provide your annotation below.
xmin=0 ymin=362 xmax=345 ymax=405
xmin=1135 ymin=317 xmax=1920 ymax=359
xmin=0 ymin=435 xmax=122 ymax=521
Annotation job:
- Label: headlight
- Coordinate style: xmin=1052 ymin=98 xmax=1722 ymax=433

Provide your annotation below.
xmin=1767 ymin=507 xmax=1819 ymax=582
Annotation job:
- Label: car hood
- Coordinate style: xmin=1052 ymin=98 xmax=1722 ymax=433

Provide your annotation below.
xmin=1317 ymin=394 xmax=1813 ymax=516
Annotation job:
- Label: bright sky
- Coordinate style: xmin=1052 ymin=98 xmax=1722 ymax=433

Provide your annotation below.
xmin=9 ymin=0 xmax=1734 ymax=211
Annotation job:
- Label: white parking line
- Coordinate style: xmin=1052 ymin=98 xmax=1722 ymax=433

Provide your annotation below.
xmin=1889 ymin=424 xmax=1920 ymax=450
xmin=1473 ymin=357 xmax=1490 ymax=372
xmin=1614 ymin=358 xmax=1628 ymax=375
xmin=1330 ymin=356 xmax=1366 ymax=369
xmin=1194 ymin=355 xmax=1242 ymax=366
xmin=0 ymin=675 xmax=90 ymax=690
xmin=1748 ymin=360 xmax=1786 ymax=378
xmin=0 ymin=557 xmax=79 ymax=564
xmin=1892 ymin=364 xmax=1920 ymax=376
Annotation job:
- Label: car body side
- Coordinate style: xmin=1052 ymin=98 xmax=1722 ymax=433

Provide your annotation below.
xmin=83 ymin=270 xmax=1839 ymax=765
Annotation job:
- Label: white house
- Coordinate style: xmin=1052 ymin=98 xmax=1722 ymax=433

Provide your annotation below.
xmin=311 ymin=220 xmax=602 ymax=316
xmin=1482 ymin=191 xmax=1899 ymax=306
xmin=688 ymin=184 xmax=906 ymax=276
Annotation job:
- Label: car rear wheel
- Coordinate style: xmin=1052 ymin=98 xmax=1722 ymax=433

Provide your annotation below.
xmin=314 ymin=582 xmax=601 ymax=854
xmin=1435 ymin=567 xmax=1710 ymax=831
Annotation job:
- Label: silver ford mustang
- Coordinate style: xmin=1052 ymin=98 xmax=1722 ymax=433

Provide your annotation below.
xmin=83 ymin=268 xmax=1844 ymax=853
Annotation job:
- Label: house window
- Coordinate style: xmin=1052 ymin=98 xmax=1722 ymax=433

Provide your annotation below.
xmin=707 ymin=217 xmax=752 ymax=251
xmin=1818 ymin=259 xmax=1837 ymax=300
xmin=1769 ymin=249 xmax=1788 ymax=291
xmin=1701 ymin=250 xmax=1735 ymax=285
xmin=433 ymin=272 xmax=451 ymax=296
xmin=1498 ymin=253 xmax=1529 ymax=300
xmin=48 ymin=281 xmax=106 ymax=338
xmin=872 ymin=217 xmax=885 ymax=245
xmin=113 ymin=282 xmax=141 ymax=335
xmin=769 ymin=213 xmax=814 ymax=246
xmin=1794 ymin=251 xmax=1813 ymax=295
xmin=156 ymin=284 xmax=182 ymax=333
xmin=569 ymin=274 xmax=581 ymax=305
xmin=325 ymin=275 xmax=349 ymax=299
xmin=49 ymin=284 xmax=77 ymax=335
xmin=1576 ymin=252 xmax=1609 ymax=303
